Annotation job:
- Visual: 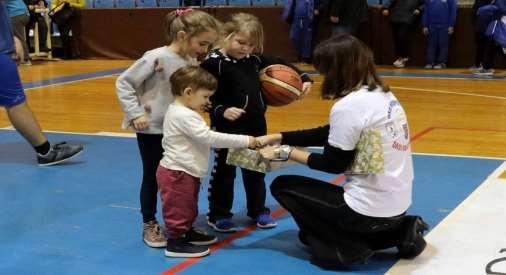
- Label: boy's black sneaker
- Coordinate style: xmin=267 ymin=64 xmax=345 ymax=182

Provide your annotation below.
xmin=186 ymin=227 xmax=218 ymax=246
xmin=165 ymin=238 xmax=210 ymax=258
xmin=37 ymin=142 xmax=83 ymax=166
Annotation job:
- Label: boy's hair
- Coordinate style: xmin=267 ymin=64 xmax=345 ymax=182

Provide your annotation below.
xmin=313 ymin=35 xmax=389 ymax=99
xmin=170 ymin=66 xmax=218 ymax=96
xmin=221 ymin=13 xmax=264 ymax=53
xmin=164 ymin=9 xmax=221 ymax=44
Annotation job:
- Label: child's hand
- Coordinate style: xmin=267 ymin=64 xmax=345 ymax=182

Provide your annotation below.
xmin=131 ymin=115 xmax=149 ymax=131
xmin=314 ymin=9 xmax=319 ymax=16
xmin=413 ymin=9 xmax=420 ymax=15
xmin=423 ymin=27 xmax=429 ymax=35
xmin=301 ymin=82 xmax=312 ymax=98
xmin=255 ymin=134 xmax=282 ymax=148
xmin=382 ymin=10 xmax=389 ymax=16
xmin=448 ymin=27 xmax=454 ymax=35
xmin=248 ymin=136 xmax=257 ymax=149
xmin=223 ymin=107 xmax=246 ymax=121
xmin=330 ymin=16 xmax=339 ymax=24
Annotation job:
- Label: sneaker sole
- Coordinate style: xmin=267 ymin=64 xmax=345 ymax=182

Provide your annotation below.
xmin=143 ymin=239 xmax=167 ymax=248
xmin=38 ymin=149 xmax=83 ymax=167
xmin=189 ymin=236 xmax=218 ymax=246
xmin=206 ymin=221 xmax=237 ymax=233
xmin=257 ymin=222 xmax=277 ymax=229
xmin=165 ymin=248 xmax=210 ymax=258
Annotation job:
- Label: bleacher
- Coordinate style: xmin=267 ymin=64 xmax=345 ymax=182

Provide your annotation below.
xmin=59 ymin=0 xmax=388 ymax=9
xmin=82 ymin=0 xmax=286 ymax=8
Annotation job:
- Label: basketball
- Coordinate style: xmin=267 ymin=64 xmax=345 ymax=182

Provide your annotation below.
xmin=259 ymin=64 xmax=303 ymax=106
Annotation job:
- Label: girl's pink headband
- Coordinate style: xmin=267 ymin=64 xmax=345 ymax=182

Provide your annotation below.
xmin=176 ymin=8 xmax=194 ymax=17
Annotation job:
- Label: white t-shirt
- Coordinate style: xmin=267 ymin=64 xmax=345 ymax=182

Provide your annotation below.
xmin=159 ymin=103 xmax=250 ymax=178
xmin=328 ymin=86 xmax=414 ymax=217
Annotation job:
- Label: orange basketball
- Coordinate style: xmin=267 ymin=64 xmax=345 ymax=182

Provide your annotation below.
xmin=259 ymin=64 xmax=302 ymax=106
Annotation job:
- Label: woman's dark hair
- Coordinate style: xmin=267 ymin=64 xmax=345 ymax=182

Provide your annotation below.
xmin=313 ymin=35 xmax=389 ymax=99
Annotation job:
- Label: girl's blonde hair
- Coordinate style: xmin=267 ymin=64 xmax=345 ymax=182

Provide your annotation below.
xmin=221 ymin=13 xmax=264 ymax=53
xmin=164 ymin=9 xmax=221 ymax=44
xmin=170 ymin=66 xmax=217 ymax=96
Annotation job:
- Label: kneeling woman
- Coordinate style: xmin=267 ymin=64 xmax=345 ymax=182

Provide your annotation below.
xmin=258 ymin=34 xmax=427 ymax=269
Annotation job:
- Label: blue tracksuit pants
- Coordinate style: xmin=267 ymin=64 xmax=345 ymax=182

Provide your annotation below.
xmin=426 ymin=25 xmax=450 ymax=65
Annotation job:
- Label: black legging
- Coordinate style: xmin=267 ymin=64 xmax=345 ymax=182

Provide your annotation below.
xmin=270 ymin=175 xmax=408 ymax=266
xmin=482 ymin=36 xmax=503 ymax=70
xmin=207 ymin=148 xmax=269 ymax=222
xmin=136 ymin=133 xmax=163 ymax=223
xmin=391 ymin=22 xmax=415 ymax=58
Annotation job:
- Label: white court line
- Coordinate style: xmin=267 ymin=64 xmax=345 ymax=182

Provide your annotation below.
xmin=391 ymin=86 xmax=506 ymax=100
xmin=108 ymin=204 xmax=140 ymax=211
xmin=386 ymin=161 xmax=506 ymax=275
xmin=0 ymin=128 xmax=136 ymax=138
xmin=293 ymin=82 xmax=505 ymax=100
xmin=0 ymin=129 xmax=502 ymax=160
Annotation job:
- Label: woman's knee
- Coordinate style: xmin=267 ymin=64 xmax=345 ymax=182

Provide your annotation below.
xmin=270 ymin=175 xmax=302 ymax=196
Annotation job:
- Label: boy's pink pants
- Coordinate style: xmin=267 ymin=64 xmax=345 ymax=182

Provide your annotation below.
xmin=156 ymin=165 xmax=200 ymax=239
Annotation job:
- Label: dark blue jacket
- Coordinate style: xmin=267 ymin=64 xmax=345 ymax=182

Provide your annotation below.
xmin=422 ymin=0 xmax=457 ymax=27
xmin=476 ymin=0 xmax=506 ymax=32
xmin=383 ymin=0 xmax=425 ymax=25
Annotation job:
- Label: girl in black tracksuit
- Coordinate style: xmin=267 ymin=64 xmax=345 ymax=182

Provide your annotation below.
xmin=201 ymin=13 xmax=312 ymax=232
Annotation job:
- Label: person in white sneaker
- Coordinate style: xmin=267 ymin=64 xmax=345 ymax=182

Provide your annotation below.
xmin=115 ymin=9 xmax=221 ymax=248
xmin=0 ymin=2 xmax=83 ymax=166
xmin=382 ymin=0 xmax=424 ymax=68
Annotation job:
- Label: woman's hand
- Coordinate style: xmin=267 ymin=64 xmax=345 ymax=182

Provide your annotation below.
xmin=255 ymin=134 xmax=282 ymax=148
xmin=223 ymin=107 xmax=246 ymax=121
xmin=301 ymin=82 xmax=312 ymax=98
xmin=131 ymin=115 xmax=149 ymax=131
xmin=259 ymin=145 xmax=278 ymax=161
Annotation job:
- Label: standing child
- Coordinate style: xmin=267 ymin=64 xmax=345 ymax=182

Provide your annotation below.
xmin=422 ymin=0 xmax=457 ymax=69
xmin=282 ymin=0 xmax=326 ymax=64
xmin=157 ymin=66 xmax=256 ymax=258
xmin=201 ymin=13 xmax=312 ymax=233
xmin=115 ymin=9 xmax=221 ymax=248
xmin=382 ymin=0 xmax=424 ymax=68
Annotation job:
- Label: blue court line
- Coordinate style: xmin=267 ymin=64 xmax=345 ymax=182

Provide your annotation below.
xmin=23 ymin=67 xmax=127 ymax=90
xmin=22 ymin=66 xmax=505 ymax=91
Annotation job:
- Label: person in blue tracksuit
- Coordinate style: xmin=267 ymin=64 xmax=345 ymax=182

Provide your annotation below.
xmin=422 ymin=0 xmax=457 ymax=69
xmin=283 ymin=0 xmax=326 ymax=63
xmin=473 ymin=0 xmax=506 ymax=75
xmin=470 ymin=0 xmax=494 ymax=71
